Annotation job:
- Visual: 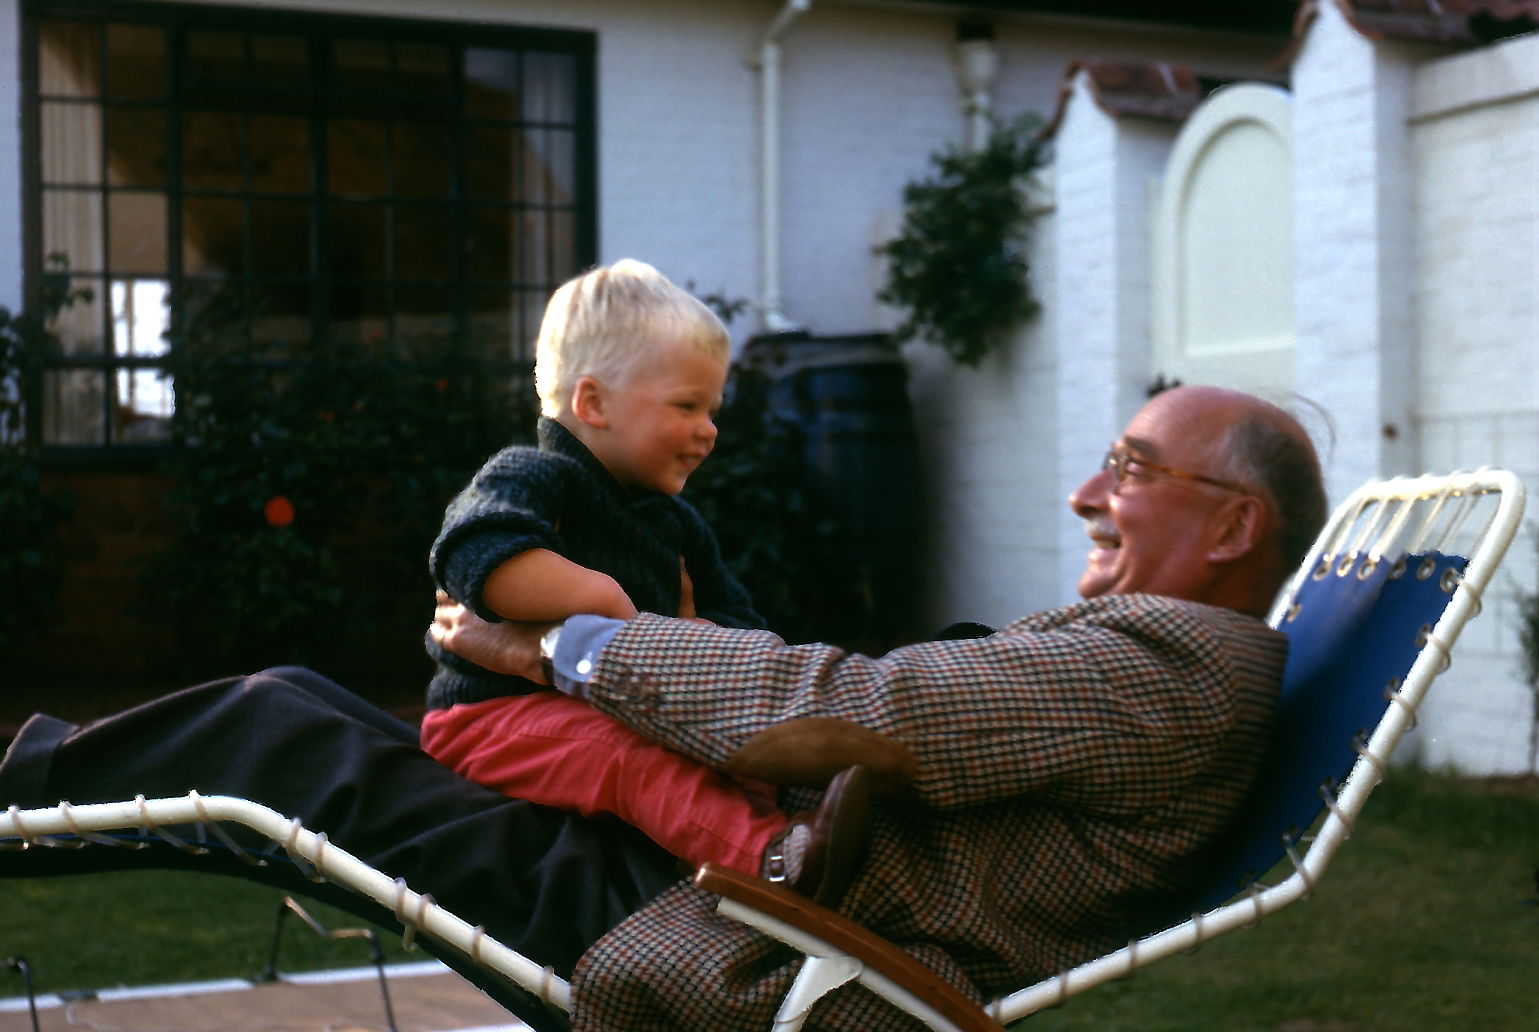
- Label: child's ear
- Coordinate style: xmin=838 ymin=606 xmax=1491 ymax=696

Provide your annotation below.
xmin=571 ymin=376 xmax=608 ymax=428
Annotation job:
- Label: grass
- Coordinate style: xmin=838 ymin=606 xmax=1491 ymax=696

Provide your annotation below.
xmin=1019 ymin=768 xmax=1539 ymax=1031
xmin=2 ymin=769 xmax=1537 ymax=1030
xmin=0 ymin=869 xmax=419 ymax=997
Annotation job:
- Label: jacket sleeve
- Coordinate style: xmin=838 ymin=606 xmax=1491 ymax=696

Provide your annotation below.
xmin=579 ymin=598 xmax=1275 ymax=814
xmin=429 ymin=447 xmax=567 ymax=621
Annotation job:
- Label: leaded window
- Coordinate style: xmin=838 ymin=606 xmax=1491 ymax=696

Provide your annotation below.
xmin=26 ymin=1 xmax=595 ymax=452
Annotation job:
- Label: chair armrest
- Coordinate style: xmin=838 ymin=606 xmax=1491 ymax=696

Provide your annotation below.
xmin=692 ymin=863 xmax=1005 ymax=1032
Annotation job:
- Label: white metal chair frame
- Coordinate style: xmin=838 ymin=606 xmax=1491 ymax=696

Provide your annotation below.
xmin=0 ymin=469 xmax=1526 ymax=1032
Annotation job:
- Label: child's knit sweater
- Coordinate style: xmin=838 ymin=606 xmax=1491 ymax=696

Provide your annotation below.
xmin=425 ymin=417 xmax=762 ymax=709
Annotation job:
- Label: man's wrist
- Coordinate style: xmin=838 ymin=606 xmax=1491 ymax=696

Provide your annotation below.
xmin=546 ymin=614 xmax=626 ymax=698
xmin=539 ymin=622 xmax=563 ymax=684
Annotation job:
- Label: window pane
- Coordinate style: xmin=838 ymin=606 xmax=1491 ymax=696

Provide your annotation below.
xmin=49 ymin=279 xmax=108 ymax=356
xmin=187 ymin=31 xmax=246 ymax=91
xmin=251 ymin=34 xmax=310 ymax=91
xmin=250 ymin=116 xmax=309 ymax=194
xmin=108 ymin=192 xmax=168 ymax=274
xmin=395 ymin=121 xmax=450 ymax=197
xmin=523 ymin=209 xmax=574 ymax=286
xmin=106 ymin=105 xmax=167 ymax=187
xmin=183 ymin=196 xmax=246 ymax=276
xmin=106 ymin=24 xmax=163 ymax=100
xmin=250 ymin=199 xmax=311 ymax=277
xmin=333 ymin=38 xmax=391 ymax=111
xmin=397 ymin=44 xmax=449 ymax=118
xmin=329 ymin=201 xmax=387 ymax=279
xmin=184 ymin=110 xmax=246 ymax=190
xmin=329 ymin=120 xmax=389 ymax=197
xmin=465 ymin=49 xmax=518 ymax=119
xmin=42 ymin=188 xmax=104 ymax=274
xmin=42 ymin=367 xmax=108 ymax=444
xmin=524 ymin=127 xmax=575 ymax=205
xmin=466 ymin=205 xmax=514 ymax=281
xmin=395 ymin=205 xmax=449 ymax=280
xmin=112 ymin=279 xmax=170 ymax=358
xmin=466 ymin=124 xmax=515 ymax=200
xmin=41 ymin=101 xmax=103 ymax=184
xmin=523 ymin=53 xmax=576 ymax=123
xmin=40 ymin=21 xmax=100 ymax=98
xmin=113 ymin=375 xmax=172 ymax=442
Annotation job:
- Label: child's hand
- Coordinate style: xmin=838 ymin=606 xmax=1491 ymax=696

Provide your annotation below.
xmin=677 ymin=557 xmax=714 ymax=624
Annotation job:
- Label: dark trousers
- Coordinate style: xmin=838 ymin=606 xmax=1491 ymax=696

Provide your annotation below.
xmin=0 ymin=666 xmax=680 ymax=1030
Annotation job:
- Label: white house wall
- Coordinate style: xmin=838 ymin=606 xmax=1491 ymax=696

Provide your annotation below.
xmin=1290 ymin=1 xmax=1422 ymax=503
xmin=0 ymin=0 xmax=22 ymax=311
xmin=1405 ymin=30 xmax=1539 ymax=775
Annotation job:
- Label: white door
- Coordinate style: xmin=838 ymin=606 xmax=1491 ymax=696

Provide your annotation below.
xmin=1150 ymin=83 xmax=1294 ymax=397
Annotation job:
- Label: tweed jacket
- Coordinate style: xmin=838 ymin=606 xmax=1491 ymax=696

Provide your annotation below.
xmin=569 ymin=593 xmax=1288 ymax=1031
xmin=426 ymin=417 xmax=762 ymax=708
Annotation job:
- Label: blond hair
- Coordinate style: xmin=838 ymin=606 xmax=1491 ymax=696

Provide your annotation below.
xmin=533 ymin=259 xmax=730 ymax=417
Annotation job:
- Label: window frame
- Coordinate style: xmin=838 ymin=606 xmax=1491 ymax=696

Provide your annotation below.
xmin=21 ymin=0 xmax=598 ymax=464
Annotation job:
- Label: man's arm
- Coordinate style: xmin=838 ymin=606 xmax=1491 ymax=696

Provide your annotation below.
xmin=431 ymin=596 xmax=1281 ymax=813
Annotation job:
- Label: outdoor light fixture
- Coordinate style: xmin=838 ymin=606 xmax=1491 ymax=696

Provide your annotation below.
xmin=951 ymin=21 xmax=998 ymax=150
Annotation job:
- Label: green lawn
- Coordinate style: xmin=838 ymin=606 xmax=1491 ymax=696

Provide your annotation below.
xmin=1 ymin=870 xmax=419 ymax=996
xmin=1020 ymin=768 xmax=1539 ymax=1031
xmin=2 ymin=769 xmax=1537 ymax=1031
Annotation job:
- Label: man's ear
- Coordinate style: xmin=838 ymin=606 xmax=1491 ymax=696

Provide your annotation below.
xmin=1208 ymin=495 xmax=1268 ymax=564
xmin=570 ymin=376 xmax=608 ymax=429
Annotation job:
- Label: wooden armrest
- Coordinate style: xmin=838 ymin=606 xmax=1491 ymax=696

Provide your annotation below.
xmin=693 ymin=863 xmax=1005 ymax=1032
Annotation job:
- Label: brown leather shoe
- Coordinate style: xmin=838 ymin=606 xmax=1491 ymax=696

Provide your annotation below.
xmin=760 ymin=764 xmax=871 ymax=909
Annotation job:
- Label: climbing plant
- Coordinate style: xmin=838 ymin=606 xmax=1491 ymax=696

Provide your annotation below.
xmin=879 ymin=112 xmax=1046 ymax=367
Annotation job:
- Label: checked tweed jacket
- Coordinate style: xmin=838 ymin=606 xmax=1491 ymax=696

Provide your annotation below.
xmin=568 ymin=593 xmax=1288 ymax=1031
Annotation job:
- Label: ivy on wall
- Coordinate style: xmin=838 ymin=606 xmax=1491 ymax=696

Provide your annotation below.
xmin=879 ymin=112 xmax=1046 ymax=367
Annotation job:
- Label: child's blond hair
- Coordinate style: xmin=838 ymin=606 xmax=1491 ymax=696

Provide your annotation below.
xmin=534 ymin=259 xmax=730 ymax=418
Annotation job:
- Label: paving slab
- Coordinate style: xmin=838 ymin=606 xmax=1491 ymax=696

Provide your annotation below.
xmin=0 ymin=961 xmax=532 ymax=1032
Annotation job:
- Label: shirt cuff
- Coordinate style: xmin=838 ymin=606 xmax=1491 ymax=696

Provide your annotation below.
xmin=550 ymin=614 xmax=625 ymax=698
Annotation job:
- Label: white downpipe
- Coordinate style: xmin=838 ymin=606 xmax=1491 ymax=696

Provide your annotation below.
xmin=755 ymin=0 xmax=810 ymax=334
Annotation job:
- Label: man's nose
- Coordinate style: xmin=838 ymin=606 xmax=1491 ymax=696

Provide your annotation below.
xmin=1069 ymin=467 xmax=1113 ymax=517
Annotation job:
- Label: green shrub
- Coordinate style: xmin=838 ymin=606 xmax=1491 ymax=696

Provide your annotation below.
xmin=879 ymin=112 xmax=1045 ymax=367
xmin=0 ymin=262 xmax=80 ymax=657
xmin=147 ymin=286 xmax=533 ymax=688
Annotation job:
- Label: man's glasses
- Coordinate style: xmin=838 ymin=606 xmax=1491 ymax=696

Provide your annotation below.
xmin=1101 ymin=445 xmax=1249 ymax=494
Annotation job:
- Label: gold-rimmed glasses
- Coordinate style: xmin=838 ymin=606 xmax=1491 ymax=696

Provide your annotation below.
xmin=1101 ymin=445 xmax=1250 ymax=495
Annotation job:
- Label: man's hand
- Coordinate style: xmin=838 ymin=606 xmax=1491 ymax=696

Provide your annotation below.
xmin=430 ymin=591 xmax=552 ymax=683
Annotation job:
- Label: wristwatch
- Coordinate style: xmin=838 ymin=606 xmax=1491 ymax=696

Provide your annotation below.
xmin=539 ymin=621 xmax=563 ymax=683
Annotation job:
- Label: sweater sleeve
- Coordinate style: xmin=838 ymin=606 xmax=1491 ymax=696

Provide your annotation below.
xmin=429 ymin=447 xmax=568 ymax=621
xmin=672 ymin=497 xmax=765 ymax=629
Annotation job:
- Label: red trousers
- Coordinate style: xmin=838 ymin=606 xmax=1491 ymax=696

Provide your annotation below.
xmin=419 ymin=692 xmax=786 ymax=875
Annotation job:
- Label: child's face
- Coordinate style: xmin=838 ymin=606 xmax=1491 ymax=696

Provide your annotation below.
xmin=594 ymin=340 xmax=727 ymax=495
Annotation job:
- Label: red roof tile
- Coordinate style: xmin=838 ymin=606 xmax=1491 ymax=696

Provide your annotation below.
xmin=1040 ymin=60 xmax=1257 ymax=137
xmin=1294 ymin=0 xmax=1539 ymax=48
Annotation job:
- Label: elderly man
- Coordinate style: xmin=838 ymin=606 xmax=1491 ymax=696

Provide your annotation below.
xmin=1 ymin=386 xmax=1325 ymax=1032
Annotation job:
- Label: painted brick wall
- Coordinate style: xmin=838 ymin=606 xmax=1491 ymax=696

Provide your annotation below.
xmin=1290 ymin=1 xmax=1419 ymax=503
xmin=1403 ymin=32 xmax=1539 ymax=774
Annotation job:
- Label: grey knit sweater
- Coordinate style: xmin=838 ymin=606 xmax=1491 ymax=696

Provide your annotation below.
xmin=425 ymin=417 xmax=762 ymax=708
